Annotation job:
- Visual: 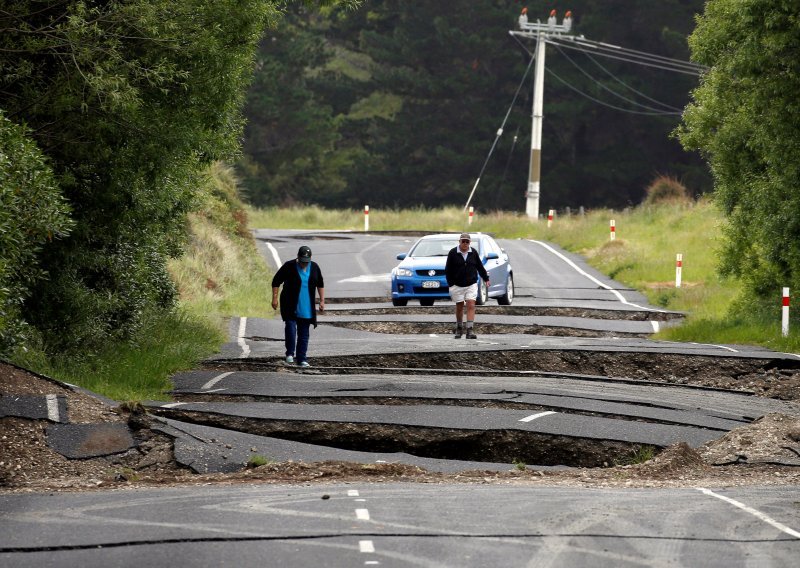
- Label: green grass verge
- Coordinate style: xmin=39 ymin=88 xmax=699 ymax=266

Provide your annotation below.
xmin=14 ymin=309 xmax=222 ymax=401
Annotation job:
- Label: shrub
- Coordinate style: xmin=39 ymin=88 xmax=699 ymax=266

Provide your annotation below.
xmin=643 ymin=175 xmax=691 ymax=206
xmin=0 ymin=114 xmax=73 ymax=355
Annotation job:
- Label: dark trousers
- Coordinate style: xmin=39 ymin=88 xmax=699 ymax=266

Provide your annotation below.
xmin=284 ymin=319 xmax=311 ymax=362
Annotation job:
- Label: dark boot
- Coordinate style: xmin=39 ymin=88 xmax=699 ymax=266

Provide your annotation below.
xmin=454 ymin=323 xmax=463 ymax=339
xmin=465 ymin=322 xmax=476 ymax=339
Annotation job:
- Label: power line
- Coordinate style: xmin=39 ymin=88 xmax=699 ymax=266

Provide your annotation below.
xmin=464 ymin=54 xmax=535 ymax=211
xmin=545 ymin=65 xmax=682 ymax=116
xmin=547 ymin=36 xmax=705 ymax=76
xmin=551 ymin=42 xmax=684 ymax=114
xmin=582 ymin=50 xmax=684 ymax=112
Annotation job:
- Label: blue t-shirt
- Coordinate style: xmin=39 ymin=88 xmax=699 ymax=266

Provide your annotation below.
xmin=295 ymin=262 xmax=312 ymax=319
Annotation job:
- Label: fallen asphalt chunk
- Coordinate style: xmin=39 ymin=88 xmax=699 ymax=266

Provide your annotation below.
xmin=0 ymin=394 xmax=67 ymax=423
xmin=46 ymin=423 xmax=135 ymax=459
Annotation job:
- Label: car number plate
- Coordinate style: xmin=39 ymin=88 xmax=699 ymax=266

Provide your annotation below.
xmin=422 ymin=280 xmax=440 ymax=289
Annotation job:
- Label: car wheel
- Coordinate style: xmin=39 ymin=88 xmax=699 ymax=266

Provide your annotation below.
xmin=392 ymin=298 xmax=408 ymax=307
xmin=476 ymin=280 xmax=488 ymax=306
xmin=497 ymin=274 xmax=514 ymax=305
xmin=419 ymin=298 xmax=435 ymax=307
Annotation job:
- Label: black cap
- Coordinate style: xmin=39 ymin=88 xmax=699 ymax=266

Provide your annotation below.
xmin=297 ymin=246 xmax=312 ymax=262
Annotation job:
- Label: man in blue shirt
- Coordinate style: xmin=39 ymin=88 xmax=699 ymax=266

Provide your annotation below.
xmin=271 ymin=246 xmax=325 ymax=367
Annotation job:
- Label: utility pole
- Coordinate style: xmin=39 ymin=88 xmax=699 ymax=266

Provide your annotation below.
xmin=513 ymin=9 xmax=573 ymax=219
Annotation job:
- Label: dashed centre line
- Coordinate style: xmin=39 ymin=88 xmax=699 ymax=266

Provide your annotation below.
xmin=201 ymin=371 xmax=233 ymax=390
xmin=355 ymin=508 xmax=370 ymax=521
xmin=519 ymin=410 xmax=556 ymax=422
xmin=45 ymin=394 xmax=59 ymax=423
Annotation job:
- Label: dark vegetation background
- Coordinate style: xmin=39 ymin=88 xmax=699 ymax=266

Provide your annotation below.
xmin=237 ymin=0 xmax=711 ymax=211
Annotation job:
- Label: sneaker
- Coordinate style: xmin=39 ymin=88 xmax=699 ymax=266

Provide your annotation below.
xmin=298 ymin=361 xmax=311 ymax=368
xmin=465 ymin=331 xmax=477 ymax=339
xmin=285 ymin=355 xmax=294 ymax=364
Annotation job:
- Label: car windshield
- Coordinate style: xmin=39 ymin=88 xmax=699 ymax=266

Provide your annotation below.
xmin=410 ymin=239 xmax=451 ymax=257
xmin=410 ymin=238 xmax=481 ymax=258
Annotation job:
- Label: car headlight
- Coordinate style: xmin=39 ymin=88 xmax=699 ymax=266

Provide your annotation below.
xmin=393 ymin=268 xmax=414 ymax=277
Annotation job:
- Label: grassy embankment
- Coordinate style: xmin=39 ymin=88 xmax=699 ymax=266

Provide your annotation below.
xmin=249 ymin=201 xmax=799 ymax=353
xmin=13 ymin=164 xmax=274 ymax=400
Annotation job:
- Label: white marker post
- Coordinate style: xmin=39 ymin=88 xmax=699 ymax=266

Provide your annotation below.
xmin=364 ymin=205 xmax=369 ymax=232
xmin=675 ymin=254 xmax=683 ymax=288
xmin=547 ymin=209 xmax=554 ymax=228
xmin=468 ymin=206 xmax=474 ymax=225
xmin=610 ymin=219 xmax=616 ymax=241
xmin=782 ymin=287 xmax=790 ymax=337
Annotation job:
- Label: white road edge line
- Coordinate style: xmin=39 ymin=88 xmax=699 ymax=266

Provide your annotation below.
xmin=265 ymin=242 xmax=282 ymax=269
xmin=45 ymin=394 xmax=60 ymax=422
xmin=202 ymin=371 xmax=233 ymax=390
xmin=237 ymin=317 xmax=250 ymax=359
xmin=696 ymin=488 xmax=800 ymax=539
xmin=650 ymin=320 xmax=660 ymax=333
xmin=359 ymin=540 xmax=375 ymax=553
xmin=528 ymin=240 xmax=665 ymax=312
xmin=519 ymin=411 xmax=556 ymax=423
xmin=689 ymin=341 xmax=739 ymax=353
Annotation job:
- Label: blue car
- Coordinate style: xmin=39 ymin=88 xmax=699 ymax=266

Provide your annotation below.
xmin=391 ymin=233 xmax=514 ymax=306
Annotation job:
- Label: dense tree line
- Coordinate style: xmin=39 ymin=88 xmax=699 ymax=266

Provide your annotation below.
xmin=679 ymin=0 xmax=800 ymax=310
xmin=0 ymin=0 xmax=356 ymax=356
xmin=239 ymin=0 xmax=711 ymax=211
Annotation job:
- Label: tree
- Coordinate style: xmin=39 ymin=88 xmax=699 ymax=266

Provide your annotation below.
xmin=678 ymin=0 xmax=800 ymax=308
xmin=0 ymin=0 xmax=357 ymax=352
xmin=0 ymin=113 xmax=73 ymax=355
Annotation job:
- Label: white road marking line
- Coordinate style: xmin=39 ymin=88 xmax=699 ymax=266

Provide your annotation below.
xmin=365 ymin=563 xmax=380 ymax=566
xmin=161 ymin=402 xmax=187 ymax=408
xmin=202 ymin=371 xmax=233 ymax=390
xmin=355 ymin=498 xmax=366 ymax=502
xmin=202 ymin=388 xmax=227 ymax=393
xmin=348 ymin=490 xmax=360 ymax=497
xmin=519 ymin=411 xmax=556 ymax=423
xmin=45 ymin=394 xmax=60 ymax=422
xmin=356 ymin=508 xmax=370 ymax=520
xmin=265 ymin=242 xmax=281 ymax=269
xmin=338 ymin=273 xmax=392 ymax=283
xmin=237 ymin=317 xmax=250 ymax=358
xmin=529 ymin=240 xmax=665 ymax=312
xmin=429 ymin=334 xmax=438 ymax=337
xmin=650 ymin=320 xmax=660 ymax=333
xmin=689 ymin=341 xmax=739 ymax=353
xmin=359 ymin=540 xmax=375 ymax=553
xmin=781 ymin=352 xmax=800 ymax=360
xmin=696 ymin=488 xmax=800 ymax=539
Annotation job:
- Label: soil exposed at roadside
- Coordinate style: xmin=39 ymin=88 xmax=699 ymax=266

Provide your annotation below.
xmin=2 ymin=361 xmax=800 ymax=493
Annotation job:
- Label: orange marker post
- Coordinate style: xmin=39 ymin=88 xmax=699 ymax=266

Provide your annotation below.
xmin=610 ymin=219 xmax=616 ymax=241
xmin=364 ymin=205 xmax=369 ymax=232
xmin=675 ymin=254 xmax=683 ymax=288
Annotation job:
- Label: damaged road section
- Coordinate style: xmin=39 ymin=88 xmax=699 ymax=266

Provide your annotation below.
xmin=147 ymin=399 xmax=722 ymax=468
xmin=207 ymin=350 xmax=800 ymax=401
